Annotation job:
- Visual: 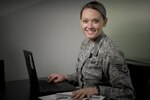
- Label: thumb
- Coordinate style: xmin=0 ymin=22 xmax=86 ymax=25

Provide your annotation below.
xmin=54 ymin=78 xmax=60 ymax=83
xmin=87 ymin=94 xmax=91 ymax=99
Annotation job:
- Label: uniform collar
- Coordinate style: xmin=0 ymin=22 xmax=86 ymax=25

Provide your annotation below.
xmin=90 ymin=31 xmax=106 ymax=56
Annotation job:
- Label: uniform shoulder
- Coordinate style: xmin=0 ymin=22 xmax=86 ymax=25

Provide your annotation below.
xmin=102 ymin=36 xmax=124 ymax=57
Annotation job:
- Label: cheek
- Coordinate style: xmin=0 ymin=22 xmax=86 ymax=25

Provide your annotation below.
xmin=95 ymin=24 xmax=102 ymax=31
xmin=80 ymin=23 xmax=103 ymax=32
xmin=81 ymin=24 xmax=87 ymax=30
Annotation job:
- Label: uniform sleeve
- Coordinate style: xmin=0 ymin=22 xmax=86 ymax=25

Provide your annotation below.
xmin=67 ymin=72 xmax=78 ymax=82
xmin=66 ymin=53 xmax=81 ymax=83
xmin=99 ymin=51 xmax=136 ymax=100
xmin=66 ymin=40 xmax=86 ymax=83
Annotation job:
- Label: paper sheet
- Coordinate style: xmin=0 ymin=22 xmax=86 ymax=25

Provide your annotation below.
xmin=39 ymin=92 xmax=105 ymax=100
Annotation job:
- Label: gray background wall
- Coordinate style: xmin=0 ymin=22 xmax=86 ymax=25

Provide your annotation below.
xmin=0 ymin=0 xmax=150 ymax=81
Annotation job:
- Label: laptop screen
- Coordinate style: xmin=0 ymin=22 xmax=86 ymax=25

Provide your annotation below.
xmin=23 ymin=50 xmax=39 ymax=89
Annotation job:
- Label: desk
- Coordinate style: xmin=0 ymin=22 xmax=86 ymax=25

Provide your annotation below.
xmin=0 ymin=79 xmax=30 ymax=100
xmin=0 ymin=79 xmax=52 ymax=100
xmin=0 ymin=79 xmax=104 ymax=100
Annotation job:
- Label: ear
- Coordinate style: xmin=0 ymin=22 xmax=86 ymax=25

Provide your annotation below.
xmin=80 ymin=19 xmax=82 ymax=25
xmin=103 ymin=18 xmax=108 ymax=27
xmin=80 ymin=18 xmax=83 ymax=26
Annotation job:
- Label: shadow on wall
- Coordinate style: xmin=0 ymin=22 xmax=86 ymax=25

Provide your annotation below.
xmin=109 ymin=20 xmax=150 ymax=61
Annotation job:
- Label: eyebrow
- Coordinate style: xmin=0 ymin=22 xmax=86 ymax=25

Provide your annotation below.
xmin=81 ymin=17 xmax=101 ymax=20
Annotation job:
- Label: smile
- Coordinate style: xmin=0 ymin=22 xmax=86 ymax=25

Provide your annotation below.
xmin=86 ymin=30 xmax=95 ymax=34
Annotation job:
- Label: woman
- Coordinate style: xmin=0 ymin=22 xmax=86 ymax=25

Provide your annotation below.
xmin=48 ymin=1 xmax=135 ymax=100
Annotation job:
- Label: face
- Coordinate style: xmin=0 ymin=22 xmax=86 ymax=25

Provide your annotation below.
xmin=80 ymin=8 xmax=107 ymax=41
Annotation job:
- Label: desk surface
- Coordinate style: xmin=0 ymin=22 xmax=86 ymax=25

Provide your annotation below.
xmin=0 ymin=79 xmax=30 ymax=100
xmin=0 ymin=79 xmax=58 ymax=100
xmin=0 ymin=79 xmax=105 ymax=100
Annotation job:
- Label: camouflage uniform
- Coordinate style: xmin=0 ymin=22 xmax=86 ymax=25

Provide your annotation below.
xmin=67 ymin=32 xmax=136 ymax=100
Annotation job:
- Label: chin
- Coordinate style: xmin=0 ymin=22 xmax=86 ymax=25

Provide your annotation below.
xmin=85 ymin=32 xmax=96 ymax=37
xmin=86 ymin=35 xmax=96 ymax=40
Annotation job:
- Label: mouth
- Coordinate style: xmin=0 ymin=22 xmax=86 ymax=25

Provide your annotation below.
xmin=86 ymin=29 xmax=95 ymax=35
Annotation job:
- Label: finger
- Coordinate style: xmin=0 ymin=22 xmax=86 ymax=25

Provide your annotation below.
xmin=47 ymin=74 xmax=52 ymax=80
xmin=78 ymin=92 xmax=86 ymax=100
xmin=87 ymin=94 xmax=91 ymax=99
xmin=72 ymin=90 xmax=80 ymax=97
xmin=72 ymin=90 xmax=77 ymax=96
xmin=53 ymin=78 xmax=61 ymax=83
xmin=72 ymin=90 xmax=83 ymax=99
xmin=50 ymin=76 xmax=58 ymax=82
xmin=47 ymin=74 xmax=53 ymax=82
xmin=48 ymin=74 xmax=55 ymax=79
xmin=72 ymin=90 xmax=79 ymax=98
xmin=48 ymin=75 xmax=57 ymax=82
xmin=73 ymin=93 xmax=82 ymax=99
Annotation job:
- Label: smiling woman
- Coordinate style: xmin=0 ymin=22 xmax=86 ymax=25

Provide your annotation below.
xmin=0 ymin=1 xmax=149 ymax=99
xmin=48 ymin=1 xmax=136 ymax=100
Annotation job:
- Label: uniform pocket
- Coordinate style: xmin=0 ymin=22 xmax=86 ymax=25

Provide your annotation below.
xmin=88 ymin=55 xmax=101 ymax=68
xmin=83 ymin=55 xmax=103 ymax=79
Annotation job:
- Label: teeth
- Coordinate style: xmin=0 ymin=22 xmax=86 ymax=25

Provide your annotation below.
xmin=88 ymin=31 xmax=93 ymax=32
xmin=86 ymin=30 xmax=94 ymax=33
xmin=88 ymin=30 xmax=93 ymax=32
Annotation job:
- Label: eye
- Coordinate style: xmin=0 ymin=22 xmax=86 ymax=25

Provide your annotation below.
xmin=82 ymin=19 xmax=88 ymax=23
xmin=93 ymin=19 xmax=100 ymax=24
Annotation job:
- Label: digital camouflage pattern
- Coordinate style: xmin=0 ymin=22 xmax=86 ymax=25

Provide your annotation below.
xmin=67 ymin=32 xmax=135 ymax=100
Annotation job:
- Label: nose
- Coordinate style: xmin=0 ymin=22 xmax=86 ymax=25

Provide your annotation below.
xmin=87 ymin=21 xmax=93 ymax=28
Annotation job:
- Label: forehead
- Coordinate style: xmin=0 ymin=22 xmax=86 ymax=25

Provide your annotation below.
xmin=81 ymin=8 xmax=102 ymax=19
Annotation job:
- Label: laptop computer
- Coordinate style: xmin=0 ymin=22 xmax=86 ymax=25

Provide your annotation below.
xmin=23 ymin=50 xmax=76 ymax=98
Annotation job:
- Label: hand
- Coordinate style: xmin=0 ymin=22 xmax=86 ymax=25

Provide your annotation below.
xmin=72 ymin=87 xmax=99 ymax=100
xmin=47 ymin=73 xmax=67 ymax=83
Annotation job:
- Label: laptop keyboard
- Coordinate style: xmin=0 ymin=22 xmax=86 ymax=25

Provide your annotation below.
xmin=39 ymin=80 xmax=76 ymax=94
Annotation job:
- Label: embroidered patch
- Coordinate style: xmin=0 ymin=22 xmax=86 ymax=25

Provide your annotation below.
xmin=116 ymin=64 xmax=128 ymax=73
xmin=121 ymin=65 xmax=128 ymax=73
